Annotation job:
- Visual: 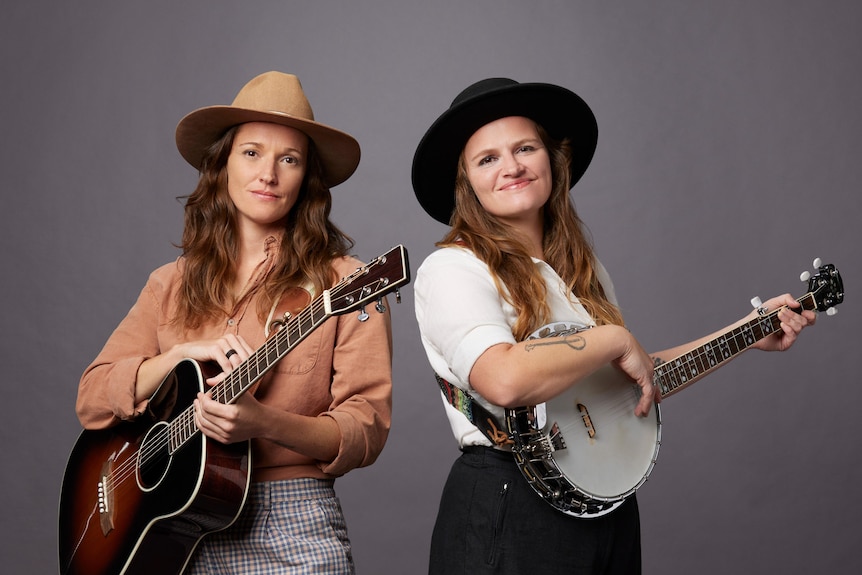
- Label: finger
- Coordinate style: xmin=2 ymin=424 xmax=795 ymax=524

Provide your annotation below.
xmin=635 ymin=380 xmax=654 ymax=417
xmin=229 ymin=335 xmax=255 ymax=361
xmin=211 ymin=353 xmax=235 ymax=376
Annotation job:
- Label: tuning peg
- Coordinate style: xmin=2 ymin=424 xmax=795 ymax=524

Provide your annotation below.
xmin=826 ymin=307 xmax=838 ymax=316
xmin=358 ymin=306 xmax=369 ymax=322
xmin=813 ymin=257 xmax=822 ymax=268
xmin=375 ymin=297 xmax=387 ymax=313
xmin=750 ymin=297 xmax=767 ymax=316
xmin=800 ymin=271 xmax=811 ymax=282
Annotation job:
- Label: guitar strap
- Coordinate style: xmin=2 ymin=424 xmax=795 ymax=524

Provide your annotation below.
xmin=435 ymin=374 xmax=513 ymax=446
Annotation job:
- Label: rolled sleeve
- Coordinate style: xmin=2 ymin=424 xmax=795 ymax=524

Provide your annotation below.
xmin=76 ymin=270 xmax=168 ymax=429
xmin=415 ymin=248 xmax=516 ymax=390
xmin=318 ymin=273 xmax=394 ymax=476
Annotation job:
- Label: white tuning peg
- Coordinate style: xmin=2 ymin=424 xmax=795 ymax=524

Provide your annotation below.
xmin=813 ymin=257 xmax=822 ymax=268
xmin=826 ymin=307 xmax=838 ymax=316
xmin=800 ymin=271 xmax=811 ymax=282
xmin=750 ymin=297 xmax=767 ymax=316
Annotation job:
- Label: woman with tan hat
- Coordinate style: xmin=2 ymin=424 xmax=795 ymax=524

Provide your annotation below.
xmin=75 ymin=71 xmax=393 ymax=573
xmin=411 ymin=78 xmax=815 ymax=573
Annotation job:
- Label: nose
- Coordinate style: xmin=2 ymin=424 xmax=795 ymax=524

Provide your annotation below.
xmin=259 ymin=160 xmax=278 ymax=184
xmin=501 ymin=153 xmax=525 ymax=177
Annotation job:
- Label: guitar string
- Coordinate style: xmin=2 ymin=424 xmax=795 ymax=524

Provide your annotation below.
xmin=101 ymin=294 xmax=332 ymax=494
xmin=102 ymin=271 xmax=783 ymax=495
xmin=99 ymin=268 xmax=387 ymax=496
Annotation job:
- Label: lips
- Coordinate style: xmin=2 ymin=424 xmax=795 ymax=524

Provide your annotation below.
xmin=499 ymin=178 xmax=534 ymax=191
xmin=251 ymin=189 xmax=280 ymax=199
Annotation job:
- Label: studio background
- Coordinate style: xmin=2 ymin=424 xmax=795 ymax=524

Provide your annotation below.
xmin=2 ymin=1 xmax=858 ymax=573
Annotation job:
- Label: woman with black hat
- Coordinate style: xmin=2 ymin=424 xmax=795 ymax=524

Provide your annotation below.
xmin=411 ymin=78 xmax=814 ymax=573
xmin=75 ymin=72 xmax=393 ymax=573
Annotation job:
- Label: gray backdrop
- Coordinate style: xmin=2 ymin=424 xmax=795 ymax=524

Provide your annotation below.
xmin=2 ymin=1 xmax=859 ymax=573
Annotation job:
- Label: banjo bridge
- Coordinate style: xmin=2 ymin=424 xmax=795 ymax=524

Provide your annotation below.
xmin=548 ymin=422 xmax=567 ymax=451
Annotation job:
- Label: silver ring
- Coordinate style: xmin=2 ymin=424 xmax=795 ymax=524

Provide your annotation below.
xmin=225 ymin=349 xmax=237 ymax=359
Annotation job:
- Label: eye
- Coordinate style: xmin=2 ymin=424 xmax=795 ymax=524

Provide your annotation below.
xmin=477 ymin=155 xmax=496 ymax=167
xmin=280 ymin=155 xmax=299 ymax=165
xmin=243 ymin=149 xmax=259 ymax=158
xmin=516 ymin=145 xmax=536 ymax=154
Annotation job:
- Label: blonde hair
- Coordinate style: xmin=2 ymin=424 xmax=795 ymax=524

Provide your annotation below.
xmin=438 ymin=122 xmax=623 ymax=341
xmin=174 ymin=126 xmax=353 ymax=329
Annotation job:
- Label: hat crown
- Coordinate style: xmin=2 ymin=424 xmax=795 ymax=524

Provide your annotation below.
xmin=231 ymin=71 xmax=315 ymax=122
xmin=451 ymin=77 xmax=518 ymax=108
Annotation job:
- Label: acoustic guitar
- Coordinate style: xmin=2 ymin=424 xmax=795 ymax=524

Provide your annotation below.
xmin=58 ymin=245 xmax=410 ymax=575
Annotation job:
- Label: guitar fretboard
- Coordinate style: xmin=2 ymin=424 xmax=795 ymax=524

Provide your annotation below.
xmin=655 ymin=293 xmax=816 ymax=398
xmin=167 ymin=299 xmax=330 ymax=452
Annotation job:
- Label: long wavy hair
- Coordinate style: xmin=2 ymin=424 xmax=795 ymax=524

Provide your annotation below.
xmin=174 ymin=125 xmax=354 ymax=329
xmin=438 ymin=122 xmax=623 ymax=341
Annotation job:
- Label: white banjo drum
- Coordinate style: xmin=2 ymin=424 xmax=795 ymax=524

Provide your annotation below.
xmin=505 ymin=261 xmax=843 ymax=518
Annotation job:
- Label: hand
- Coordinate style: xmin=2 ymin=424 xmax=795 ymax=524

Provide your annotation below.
xmin=613 ymin=333 xmax=660 ymax=417
xmin=194 ymin=390 xmax=267 ymax=444
xmin=174 ymin=334 xmax=255 ymax=385
xmin=749 ymin=294 xmax=816 ymax=352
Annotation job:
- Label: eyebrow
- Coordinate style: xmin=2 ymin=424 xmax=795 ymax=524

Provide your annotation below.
xmin=236 ymin=141 xmax=305 ymax=156
xmin=466 ymin=137 xmax=543 ymax=164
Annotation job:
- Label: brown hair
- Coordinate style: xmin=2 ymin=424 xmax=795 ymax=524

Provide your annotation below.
xmin=438 ymin=122 xmax=623 ymax=341
xmin=174 ymin=126 xmax=353 ymax=329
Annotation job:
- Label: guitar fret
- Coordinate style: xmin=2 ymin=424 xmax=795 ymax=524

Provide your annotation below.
xmin=155 ymin=245 xmax=409 ymax=454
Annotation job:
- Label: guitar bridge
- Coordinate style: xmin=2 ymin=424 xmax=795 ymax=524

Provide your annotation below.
xmin=98 ymin=458 xmax=115 ymax=535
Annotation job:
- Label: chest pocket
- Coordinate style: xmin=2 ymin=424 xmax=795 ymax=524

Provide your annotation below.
xmin=265 ymin=286 xmax=325 ymax=375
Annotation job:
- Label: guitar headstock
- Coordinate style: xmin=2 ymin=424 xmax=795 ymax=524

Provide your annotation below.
xmin=803 ymin=259 xmax=844 ymax=315
xmin=327 ymin=245 xmax=411 ymax=317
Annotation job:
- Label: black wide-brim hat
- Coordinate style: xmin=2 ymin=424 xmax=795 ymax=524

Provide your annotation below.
xmin=411 ymin=77 xmax=598 ymax=225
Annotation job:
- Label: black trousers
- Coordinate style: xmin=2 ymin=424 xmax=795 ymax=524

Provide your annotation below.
xmin=429 ymin=446 xmax=641 ymax=575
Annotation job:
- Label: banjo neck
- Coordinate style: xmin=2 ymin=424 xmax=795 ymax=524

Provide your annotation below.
xmin=654 ymin=292 xmax=818 ymax=399
xmin=505 ymin=261 xmax=843 ymax=518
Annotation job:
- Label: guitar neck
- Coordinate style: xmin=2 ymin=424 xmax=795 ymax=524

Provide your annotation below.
xmin=655 ymin=292 xmax=816 ymax=398
xmin=168 ymin=293 xmax=332 ymax=452
xmin=162 ymin=244 xmax=409 ymax=454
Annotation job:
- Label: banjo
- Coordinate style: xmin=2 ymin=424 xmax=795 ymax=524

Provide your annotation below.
xmin=504 ymin=260 xmax=844 ymax=518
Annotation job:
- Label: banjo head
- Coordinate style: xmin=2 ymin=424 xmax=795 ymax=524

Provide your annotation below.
xmin=505 ymin=323 xmax=662 ymax=517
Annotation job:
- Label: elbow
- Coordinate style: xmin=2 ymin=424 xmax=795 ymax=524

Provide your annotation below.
xmin=471 ymin=370 xmax=527 ymax=409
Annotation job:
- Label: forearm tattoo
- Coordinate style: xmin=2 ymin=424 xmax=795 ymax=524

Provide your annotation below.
xmin=524 ymin=334 xmax=587 ymax=352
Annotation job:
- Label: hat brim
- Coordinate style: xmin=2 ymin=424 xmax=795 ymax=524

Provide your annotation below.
xmin=411 ymin=82 xmax=598 ymax=225
xmin=175 ymin=106 xmax=361 ymax=188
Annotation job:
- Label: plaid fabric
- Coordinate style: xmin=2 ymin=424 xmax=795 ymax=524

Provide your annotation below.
xmin=185 ymin=478 xmax=354 ymax=574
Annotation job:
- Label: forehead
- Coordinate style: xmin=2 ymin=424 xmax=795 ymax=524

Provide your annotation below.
xmin=234 ymin=121 xmax=309 ymax=148
xmin=464 ymin=116 xmax=540 ymax=151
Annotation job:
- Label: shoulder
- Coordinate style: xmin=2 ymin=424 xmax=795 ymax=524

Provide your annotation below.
xmin=330 ymin=254 xmax=366 ymax=278
xmin=416 ymin=246 xmax=496 ymax=297
xmin=419 ymin=245 xmax=482 ymax=273
xmin=143 ymin=258 xmax=184 ymax=296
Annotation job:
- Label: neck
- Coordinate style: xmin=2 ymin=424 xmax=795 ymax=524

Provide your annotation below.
xmin=510 ymin=219 xmax=544 ymax=260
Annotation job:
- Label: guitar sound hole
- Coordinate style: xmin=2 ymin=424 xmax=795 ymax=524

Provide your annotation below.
xmin=137 ymin=421 xmax=173 ymax=491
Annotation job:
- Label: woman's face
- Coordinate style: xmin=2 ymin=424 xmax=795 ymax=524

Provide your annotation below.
xmin=462 ymin=116 xmax=552 ymax=228
xmin=226 ymin=121 xmax=309 ymax=236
